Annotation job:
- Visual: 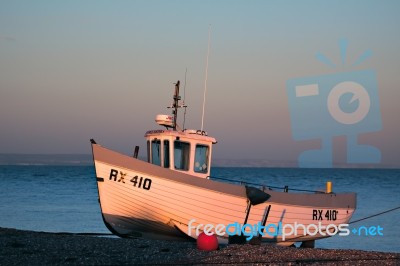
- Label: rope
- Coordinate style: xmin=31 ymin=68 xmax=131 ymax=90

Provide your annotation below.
xmin=210 ymin=175 xmax=322 ymax=193
xmin=349 ymin=206 xmax=400 ymax=224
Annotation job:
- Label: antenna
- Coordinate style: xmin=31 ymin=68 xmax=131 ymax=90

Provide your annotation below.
xmin=201 ymin=25 xmax=211 ymax=132
xmin=183 ymin=67 xmax=188 ymax=130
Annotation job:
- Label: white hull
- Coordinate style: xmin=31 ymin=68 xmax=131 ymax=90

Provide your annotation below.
xmin=92 ymin=143 xmax=356 ymax=244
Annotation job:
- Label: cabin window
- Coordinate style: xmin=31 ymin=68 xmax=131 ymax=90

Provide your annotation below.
xmin=147 ymin=141 xmax=150 ymax=163
xmin=174 ymin=141 xmax=190 ymax=171
xmin=151 ymin=139 xmax=161 ymax=166
xmin=194 ymin=145 xmax=209 ymax=173
xmin=163 ymin=140 xmax=170 ymax=168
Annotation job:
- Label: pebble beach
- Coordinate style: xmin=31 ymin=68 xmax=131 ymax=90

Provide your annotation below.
xmin=0 ymin=227 xmax=398 ymax=265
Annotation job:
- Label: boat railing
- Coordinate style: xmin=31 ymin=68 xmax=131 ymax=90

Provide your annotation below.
xmin=209 ymin=176 xmax=325 ymax=194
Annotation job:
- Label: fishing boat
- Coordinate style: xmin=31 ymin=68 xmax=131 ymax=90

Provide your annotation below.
xmin=90 ymin=81 xmax=356 ymax=247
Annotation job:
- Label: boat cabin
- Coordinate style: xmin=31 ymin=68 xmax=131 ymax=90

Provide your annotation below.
xmin=145 ymin=81 xmax=217 ymax=178
xmin=145 ymin=127 xmax=217 ymax=178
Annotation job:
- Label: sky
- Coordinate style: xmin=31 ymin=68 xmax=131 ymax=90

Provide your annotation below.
xmin=1 ymin=0 xmax=399 ymax=167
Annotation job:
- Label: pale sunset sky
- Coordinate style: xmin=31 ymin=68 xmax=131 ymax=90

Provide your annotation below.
xmin=1 ymin=1 xmax=399 ymax=167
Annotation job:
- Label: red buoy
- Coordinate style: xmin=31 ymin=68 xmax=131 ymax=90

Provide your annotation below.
xmin=197 ymin=232 xmax=219 ymax=251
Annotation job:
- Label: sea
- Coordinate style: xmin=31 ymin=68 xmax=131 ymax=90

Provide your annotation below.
xmin=0 ymin=164 xmax=399 ymax=253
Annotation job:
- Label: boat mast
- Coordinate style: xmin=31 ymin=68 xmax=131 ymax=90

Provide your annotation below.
xmin=172 ymin=80 xmax=180 ymax=131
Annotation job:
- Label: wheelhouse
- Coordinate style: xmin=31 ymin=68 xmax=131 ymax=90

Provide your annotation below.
xmin=145 ymin=129 xmax=217 ymax=178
